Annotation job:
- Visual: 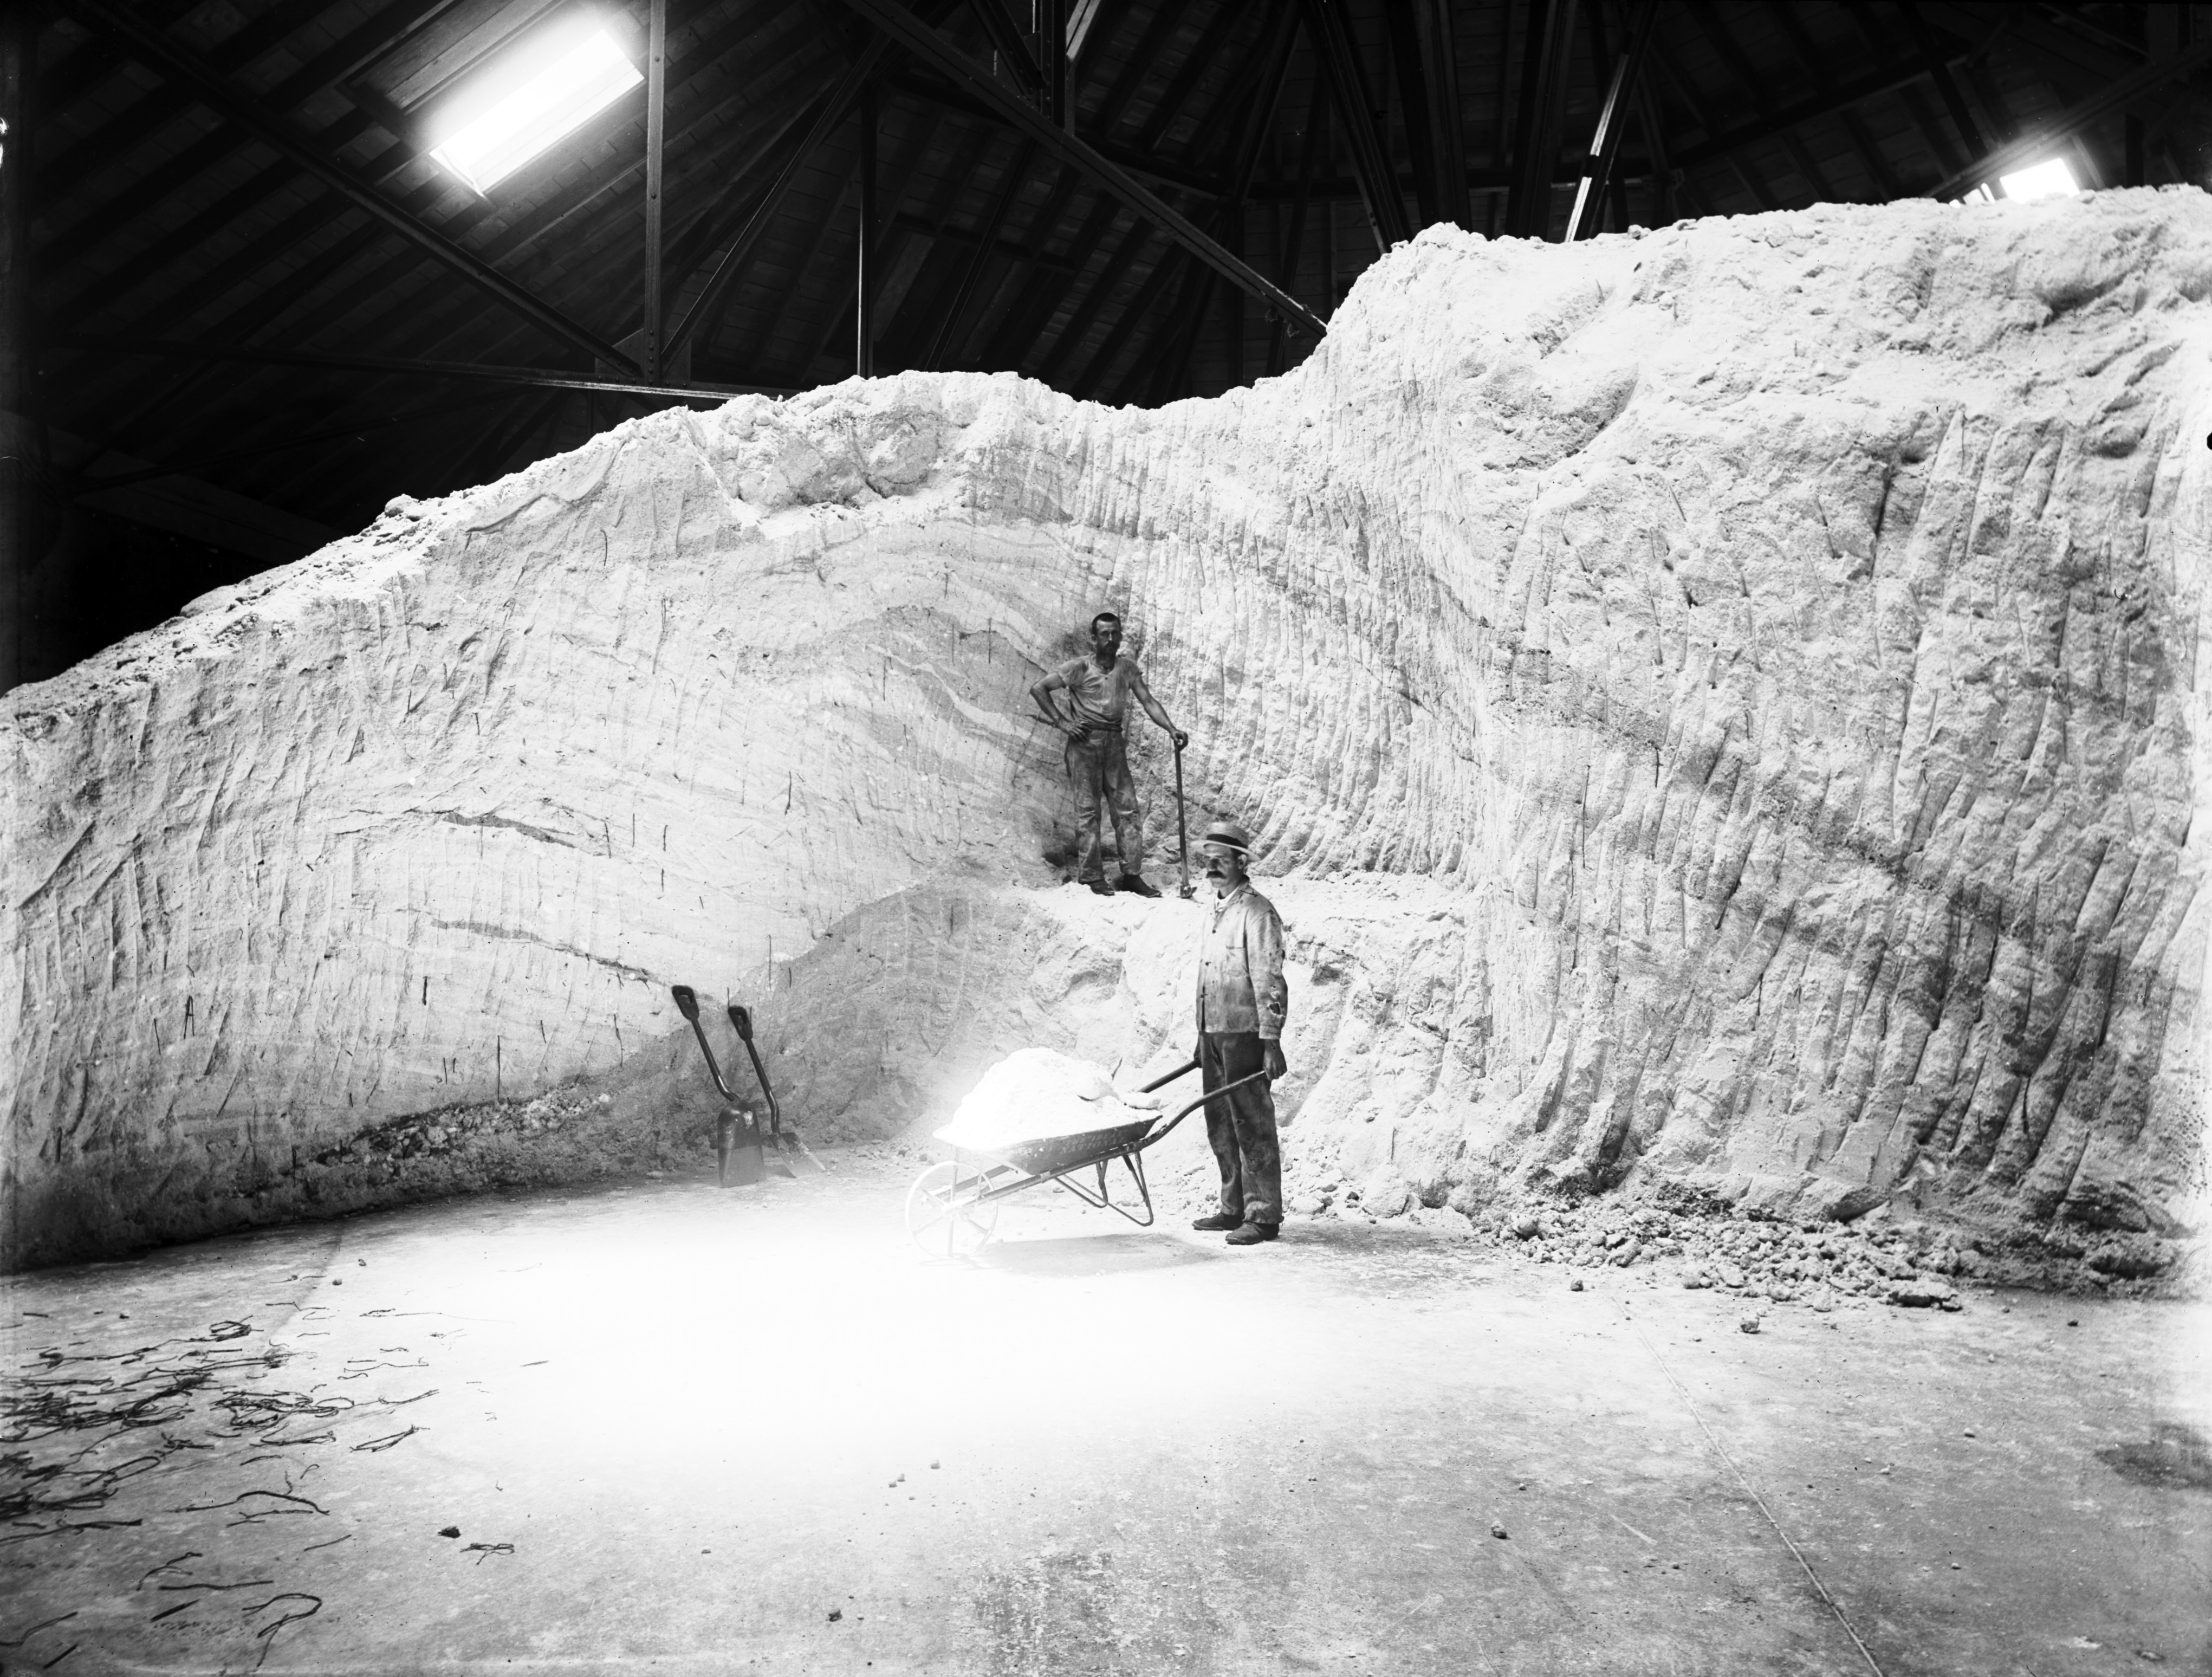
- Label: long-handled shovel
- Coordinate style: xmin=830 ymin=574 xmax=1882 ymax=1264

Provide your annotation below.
xmin=728 ymin=1003 xmax=827 ymax=1174
xmin=670 ymin=985 xmax=765 ymax=1186
xmin=1172 ymin=737 xmax=1195 ymax=900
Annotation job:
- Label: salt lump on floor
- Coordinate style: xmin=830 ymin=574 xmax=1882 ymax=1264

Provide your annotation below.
xmin=935 ymin=1046 xmax=1169 ymax=1154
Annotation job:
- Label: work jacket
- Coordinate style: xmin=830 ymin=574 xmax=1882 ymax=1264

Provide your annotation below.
xmin=1195 ymin=883 xmax=1288 ymax=1041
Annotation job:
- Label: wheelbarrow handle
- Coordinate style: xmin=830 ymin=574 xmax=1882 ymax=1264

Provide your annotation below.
xmin=1148 ymin=1068 xmax=1272 ymax=1142
xmin=670 ymin=985 xmax=737 ymax=1102
xmin=1137 ymin=1057 xmax=1201 ymax=1094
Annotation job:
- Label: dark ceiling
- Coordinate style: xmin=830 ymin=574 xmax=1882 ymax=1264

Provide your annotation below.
xmin=5 ymin=0 xmax=2207 ymax=684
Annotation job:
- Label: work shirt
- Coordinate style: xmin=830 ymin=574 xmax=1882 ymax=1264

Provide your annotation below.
xmin=1057 ymin=654 xmax=1139 ymax=730
xmin=1195 ymin=882 xmax=1288 ymax=1041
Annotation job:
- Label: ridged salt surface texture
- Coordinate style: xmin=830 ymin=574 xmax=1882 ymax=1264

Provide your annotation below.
xmin=7 ymin=190 xmax=2211 ymax=1268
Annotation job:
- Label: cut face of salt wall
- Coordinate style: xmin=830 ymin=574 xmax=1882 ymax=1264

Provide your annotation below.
xmin=7 ymin=189 xmax=2210 ymax=1268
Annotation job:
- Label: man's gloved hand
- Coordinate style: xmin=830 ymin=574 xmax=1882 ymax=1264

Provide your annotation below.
xmin=1263 ymin=1040 xmax=1288 ymax=1083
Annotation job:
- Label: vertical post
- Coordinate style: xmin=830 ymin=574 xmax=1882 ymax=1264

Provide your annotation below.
xmin=1567 ymin=0 xmax=1656 ymax=242
xmin=1418 ymin=0 xmax=1468 ymax=230
xmin=1223 ymin=200 xmax=1243 ymax=389
xmin=1507 ymin=0 xmax=1580 ymax=239
xmin=0 ymin=4 xmax=29 ymax=694
xmin=1632 ymin=57 xmax=1675 ymax=225
xmin=1323 ymin=105 xmax=1338 ymax=310
xmin=1039 ymin=0 xmax=1068 ymax=128
xmin=856 ymin=87 xmax=877 ymax=377
xmin=643 ymin=0 xmax=666 ymax=383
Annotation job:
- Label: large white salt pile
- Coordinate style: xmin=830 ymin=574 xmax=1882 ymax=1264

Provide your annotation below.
xmin=7 ymin=190 xmax=2210 ymax=1272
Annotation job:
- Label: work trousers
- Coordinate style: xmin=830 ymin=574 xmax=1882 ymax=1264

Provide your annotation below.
xmin=1065 ymin=728 xmax=1142 ymax=882
xmin=1199 ymin=1031 xmax=1281 ymax=1227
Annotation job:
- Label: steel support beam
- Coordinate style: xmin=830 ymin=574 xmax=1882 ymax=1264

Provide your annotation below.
xmin=2 ymin=2 xmax=30 ymax=694
xmin=63 ymin=0 xmax=640 ymax=374
xmin=965 ymin=0 xmax=1044 ymax=95
xmin=1300 ymin=0 xmax=1410 ymax=251
xmin=1568 ymin=0 xmax=1656 ymax=239
xmin=643 ymin=0 xmax=667 ymax=381
xmin=1267 ymin=74 xmax=1327 ymax=376
xmin=835 ymin=0 xmax=1324 ymax=336
xmin=1507 ymin=0 xmax=1582 ymax=237
xmin=1923 ymin=39 xmax=2212 ymax=198
xmin=857 ymin=87 xmax=878 ymax=375
xmin=1039 ymin=0 xmax=1068 ymax=127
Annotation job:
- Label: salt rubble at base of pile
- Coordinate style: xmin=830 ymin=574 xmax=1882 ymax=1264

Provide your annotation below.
xmin=9 ymin=189 xmax=2212 ymax=1281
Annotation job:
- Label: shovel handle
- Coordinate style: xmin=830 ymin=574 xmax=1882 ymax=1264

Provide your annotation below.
xmin=727 ymin=1003 xmax=783 ymax=1137
xmin=1138 ymin=1057 xmax=1200 ymax=1093
xmin=671 ymin=985 xmax=737 ymax=1100
xmin=1172 ymin=739 xmax=1192 ymax=899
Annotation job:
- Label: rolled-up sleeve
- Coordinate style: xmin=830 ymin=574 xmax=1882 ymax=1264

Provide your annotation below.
xmin=1247 ymin=901 xmax=1288 ymax=1040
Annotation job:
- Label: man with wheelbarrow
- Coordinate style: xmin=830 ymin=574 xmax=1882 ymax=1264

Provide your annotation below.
xmin=1190 ymin=819 xmax=1290 ymax=1247
xmin=1029 ymin=611 xmax=1188 ymax=897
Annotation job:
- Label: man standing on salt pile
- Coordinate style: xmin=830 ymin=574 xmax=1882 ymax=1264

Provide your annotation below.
xmin=1189 ymin=819 xmax=1290 ymax=1247
xmin=1029 ymin=611 xmax=1188 ymax=897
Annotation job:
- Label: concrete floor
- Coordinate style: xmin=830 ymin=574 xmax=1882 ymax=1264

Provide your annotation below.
xmin=3 ymin=1148 xmax=2207 ymax=1676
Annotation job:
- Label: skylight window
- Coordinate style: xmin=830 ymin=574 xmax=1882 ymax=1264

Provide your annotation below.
xmin=429 ymin=21 xmax=641 ymax=195
xmin=1997 ymin=157 xmax=2079 ymax=202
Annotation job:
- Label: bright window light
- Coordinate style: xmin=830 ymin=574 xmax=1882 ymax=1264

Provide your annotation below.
xmin=430 ymin=22 xmax=641 ymax=195
xmin=1997 ymin=156 xmax=2079 ymax=202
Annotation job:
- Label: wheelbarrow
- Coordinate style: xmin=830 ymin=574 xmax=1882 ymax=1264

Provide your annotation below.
xmin=904 ymin=1057 xmax=1269 ymax=1256
xmin=669 ymin=985 xmax=823 ymax=1184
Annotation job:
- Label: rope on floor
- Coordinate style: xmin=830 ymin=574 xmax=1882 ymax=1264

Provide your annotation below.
xmin=1624 ymin=1309 xmax=1888 ymax=1677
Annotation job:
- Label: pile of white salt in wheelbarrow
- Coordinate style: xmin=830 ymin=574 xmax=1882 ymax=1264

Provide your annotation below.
xmin=931 ymin=1047 xmax=1169 ymax=1155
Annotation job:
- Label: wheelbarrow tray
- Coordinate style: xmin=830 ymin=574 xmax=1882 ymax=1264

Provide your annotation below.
xmin=943 ymin=1113 xmax=1162 ymax=1177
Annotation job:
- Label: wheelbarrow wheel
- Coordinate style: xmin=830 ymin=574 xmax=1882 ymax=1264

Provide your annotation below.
xmin=905 ymin=1160 xmax=1000 ymax=1259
